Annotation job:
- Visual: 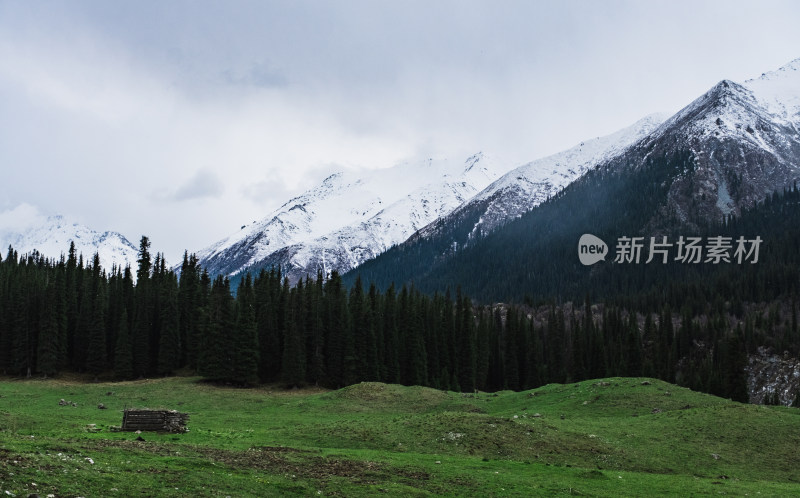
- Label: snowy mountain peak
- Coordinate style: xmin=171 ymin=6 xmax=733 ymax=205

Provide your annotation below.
xmin=346 ymin=59 xmax=800 ymax=297
xmin=617 ymin=58 xmax=800 ymax=225
xmin=434 ymin=112 xmax=669 ymax=238
xmin=464 ymin=152 xmax=485 ymax=172
xmin=0 ymin=214 xmax=138 ymax=270
xmin=743 ymin=58 xmax=800 ymax=122
xmin=192 ymin=153 xmax=508 ymax=282
xmin=642 ymin=59 xmax=800 ymax=162
xmin=192 ymin=58 xmax=800 ymax=285
xmin=748 ymin=57 xmax=800 ymax=83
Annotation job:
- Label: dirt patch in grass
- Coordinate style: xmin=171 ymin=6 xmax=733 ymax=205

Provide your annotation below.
xmin=79 ymin=438 xmax=182 ymax=457
xmin=251 ymin=445 xmax=306 ymax=453
xmin=78 ymin=438 xmax=429 ymax=486
xmin=203 ymin=446 xmax=430 ymax=484
xmin=0 ymin=450 xmax=31 ymax=483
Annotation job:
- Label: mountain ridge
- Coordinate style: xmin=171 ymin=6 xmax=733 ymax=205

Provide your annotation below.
xmin=192 ymin=152 xmax=507 ymax=283
xmin=344 ymin=58 xmax=800 ymax=301
xmin=0 ymin=214 xmax=138 ymax=270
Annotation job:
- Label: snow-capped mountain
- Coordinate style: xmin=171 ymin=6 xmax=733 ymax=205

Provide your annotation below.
xmin=347 ymin=58 xmax=800 ymax=298
xmin=414 ymin=113 xmax=667 ymax=241
xmin=414 ymin=58 xmax=800 ymax=246
xmin=197 ymin=58 xmax=800 ymax=289
xmin=193 ymin=114 xmax=670 ymax=284
xmin=193 ymin=153 xmax=506 ymax=283
xmin=625 ymin=58 xmax=800 ymax=228
xmin=0 ymin=215 xmax=138 ymax=270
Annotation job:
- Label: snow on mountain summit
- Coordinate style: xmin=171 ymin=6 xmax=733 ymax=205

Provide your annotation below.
xmin=193 ymin=152 xmax=507 ymax=282
xmin=195 ymin=58 xmax=800 ymax=285
xmin=193 ymin=113 xmax=671 ymax=283
xmin=413 ymin=113 xmax=668 ymax=240
xmin=0 ymin=214 xmax=138 ymax=270
xmin=643 ymin=58 xmax=800 ymax=158
xmin=743 ymin=57 xmax=800 ymax=123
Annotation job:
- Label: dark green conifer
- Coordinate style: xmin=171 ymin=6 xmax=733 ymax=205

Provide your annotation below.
xmin=233 ymin=274 xmax=260 ymax=385
xmin=281 ymin=279 xmax=306 ymax=387
xmin=114 ymin=309 xmax=134 ymax=379
xmin=158 ymin=272 xmax=181 ymax=375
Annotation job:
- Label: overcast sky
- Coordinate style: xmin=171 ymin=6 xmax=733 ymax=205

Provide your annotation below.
xmin=1 ymin=0 xmax=799 ymax=264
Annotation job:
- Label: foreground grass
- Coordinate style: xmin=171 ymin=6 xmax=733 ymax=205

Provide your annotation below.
xmin=1 ymin=376 xmax=799 ymax=496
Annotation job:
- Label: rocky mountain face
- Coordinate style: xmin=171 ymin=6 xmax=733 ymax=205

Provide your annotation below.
xmin=747 ymin=347 xmax=800 ymax=406
xmin=193 ymin=153 xmax=505 ymax=284
xmin=0 ymin=214 xmax=138 ymax=270
xmin=630 ymin=61 xmax=800 ymax=230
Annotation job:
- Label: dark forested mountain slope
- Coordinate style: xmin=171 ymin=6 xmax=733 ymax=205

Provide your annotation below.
xmin=346 ymin=60 xmax=800 ymax=303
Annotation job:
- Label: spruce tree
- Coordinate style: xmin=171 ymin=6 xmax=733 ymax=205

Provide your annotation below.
xmin=423 ymin=297 xmax=441 ymax=389
xmin=529 ymin=320 xmax=545 ymax=388
xmin=37 ymin=282 xmax=62 ymax=377
xmin=406 ymin=289 xmax=428 ymax=387
xmin=178 ymin=252 xmax=201 ymax=369
xmin=441 ymin=289 xmax=456 ymax=388
xmin=381 ymin=284 xmax=401 ymax=384
xmin=625 ymin=311 xmax=642 ymax=377
xmin=306 ymin=272 xmax=326 ymax=385
xmin=281 ymin=280 xmax=306 ymax=387
xmin=368 ymin=283 xmax=384 ymax=382
xmin=199 ymin=276 xmax=234 ymax=382
xmin=73 ymin=265 xmax=94 ymax=371
xmin=487 ymin=308 xmax=505 ymax=391
xmin=255 ymin=268 xmax=282 ymax=382
xmin=475 ymin=309 xmax=490 ymax=391
xmin=502 ymin=307 xmax=520 ymax=390
xmin=456 ymin=292 xmax=477 ymax=392
xmin=158 ymin=272 xmax=181 ymax=375
xmin=324 ymin=271 xmax=349 ymax=387
xmin=0 ymin=258 xmax=10 ymax=373
xmin=232 ymin=274 xmax=259 ymax=385
xmin=114 ymin=309 xmax=134 ymax=380
xmin=723 ymin=334 xmax=749 ymax=403
xmin=9 ymin=265 xmax=34 ymax=377
xmin=132 ymin=236 xmax=153 ymax=377
xmin=349 ymin=276 xmax=378 ymax=381
xmin=65 ymin=242 xmax=80 ymax=369
xmin=85 ymin=254 xmax=107 ymax=377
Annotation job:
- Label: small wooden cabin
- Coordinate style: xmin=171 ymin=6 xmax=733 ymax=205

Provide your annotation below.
xmin=121 ymin=409 xmax=189 ymax=433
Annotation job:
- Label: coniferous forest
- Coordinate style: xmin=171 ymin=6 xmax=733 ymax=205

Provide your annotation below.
xmin=6 ymin=181 xmax=800 ymax=402
xmin=10 ymin=211 xmax=800 ymax=403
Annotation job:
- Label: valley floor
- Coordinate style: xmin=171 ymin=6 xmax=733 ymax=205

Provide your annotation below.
xmin=1 ymin=376 xmax=799 ymax=496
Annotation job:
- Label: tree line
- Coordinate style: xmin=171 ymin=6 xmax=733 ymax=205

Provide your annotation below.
xmin=0 ymin=234 xmax=763 ymax=403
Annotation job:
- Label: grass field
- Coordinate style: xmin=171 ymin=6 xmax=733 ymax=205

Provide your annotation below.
xmin=1 ymin=376 xmax=799 ymax=496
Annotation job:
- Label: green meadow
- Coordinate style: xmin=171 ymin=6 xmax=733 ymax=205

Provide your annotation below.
xmin=1 ymin=376 xmax=798 ymax=496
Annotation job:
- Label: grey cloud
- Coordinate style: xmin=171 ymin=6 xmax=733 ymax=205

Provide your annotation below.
xmin=3 ymin=0 xmax=800 ymax=264
xmin=167 ymin=169 xmax=224 ymax=202
xmin=242 ymin=163 xmax=342 ymax=206
xmin=240 ymin=61 xmax=288 ymax=88
xmin=241 ymin=176 xmax=292 ymax=206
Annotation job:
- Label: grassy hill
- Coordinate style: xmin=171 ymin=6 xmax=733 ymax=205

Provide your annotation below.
xmin=1 ymin=376 xmax=799 ymax=496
